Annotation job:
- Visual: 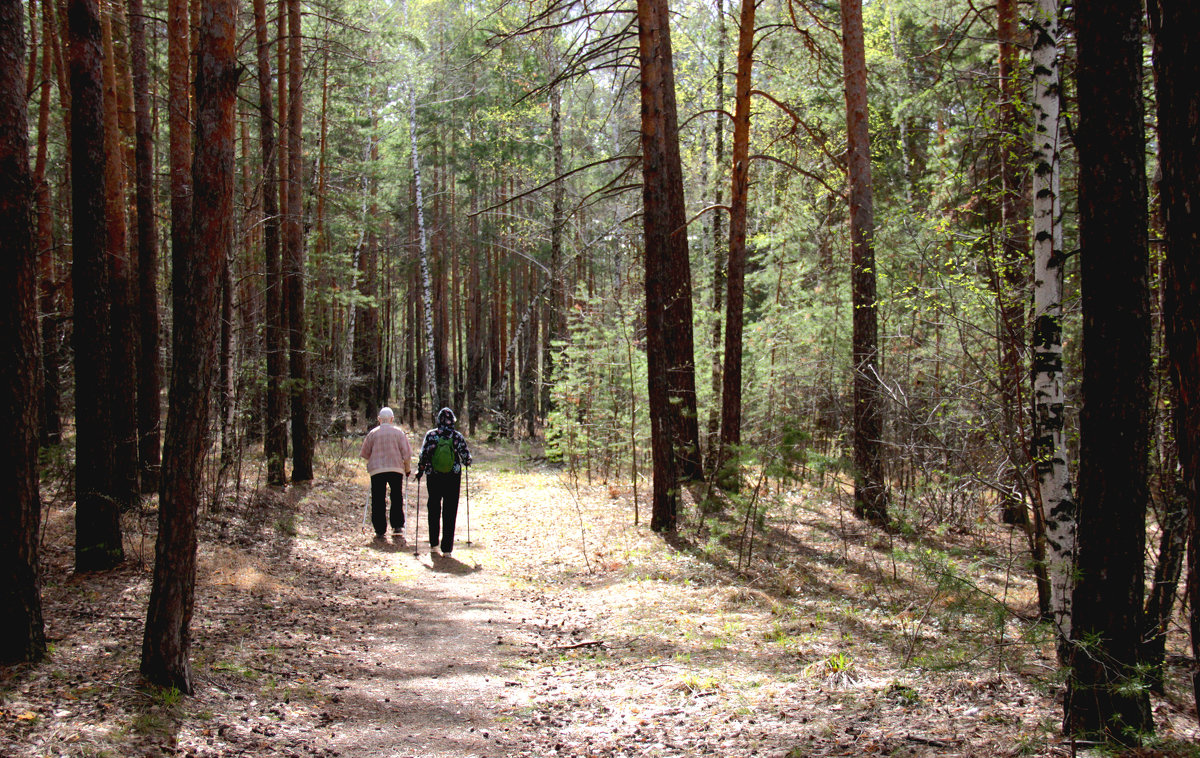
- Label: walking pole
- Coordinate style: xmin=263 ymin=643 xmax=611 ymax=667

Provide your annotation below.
xmin=412 ymin=474 xmax=420 ymax=556
xmin=465 ymin=466 xmax=471 ymax=546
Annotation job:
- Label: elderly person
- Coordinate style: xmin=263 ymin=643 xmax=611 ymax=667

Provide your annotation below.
xmin=360 ymin=407 xmax=413 ymax=540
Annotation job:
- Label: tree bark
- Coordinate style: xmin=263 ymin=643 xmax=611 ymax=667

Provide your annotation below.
xmin=141 ymin=0 xmax=236 ymax=693
xmin=35 ymin=0 xmax=62 ymax=448
xmin=994 ymin=0 xmax=1030 ymax=528
xmin=100 ymin=0 xmax=139 ymax=508
xmin=352 ymin=121 xmax=381 ymax=426
xmin=1064 ymin=0 xmax=1153 ymax=741
xmin=840 ymin=0 xmax=888 ymax=526
xmin=168 ymin=0 xmax=191 ymax=356
xmin=0 ymin=0 xmax=47 ymax=663
xmin=410 ymin=85 xmax=440 ymax=417
xmin=545 ymin=74 xmax=565 ymax=420
xmin=285 ymin=0 xmax=313 ymax=481
xmin=129 ymin=0 xmax=161 ymax=493
xmin=637 ymin=0 xmax=703 ymax=532
xmin=69 ymin=0 xmax=124 ymax=572
xmin=717 ymin=0 xmax=756 ymax=484
xmin=1029 ymin=0 xmax=1071 ymax=646
xmin=252 ymin=0 xmax=286 ymax=485
xmin=707 ymin=0 xmax=726 ymax=470
xmin=1148 ymin=0 xmax=1200 ymax=724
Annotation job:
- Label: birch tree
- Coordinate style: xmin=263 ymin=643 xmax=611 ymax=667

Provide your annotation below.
xmin=1028 ymin=0 xmax=1072 ymax=651
xmin=410 ymin=85 xmax=440 ymax=417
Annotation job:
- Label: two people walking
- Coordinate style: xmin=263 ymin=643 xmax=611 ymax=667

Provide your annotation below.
xmin=359 ymin=405 xmax=471 ymax=556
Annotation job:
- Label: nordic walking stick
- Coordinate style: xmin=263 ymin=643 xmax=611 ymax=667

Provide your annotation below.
xmin=465 ymin=466 xmax=471 ymax=546
xmin=412 ymin=474 xmax=420 ymax=556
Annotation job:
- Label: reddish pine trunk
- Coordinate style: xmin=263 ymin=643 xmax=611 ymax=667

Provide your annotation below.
xmin=285 ymin=0 xmax=313 ymax=481
xmin=638 ymin=0 xmax=703 ymax=532
xmin=168 ymin=0 xmax=191 ymax=323
xmin=129 ymin=0 xmax=161 ymax=492
xmin=252 ymin=0 xmax=286 ymax=485
xmin=35 ymin=0 xmax=62 ymax=447
xmin=717 ymin=0 xmax=756 ymax=479
xmin=1064 ymin=0 xmax=1153 ymax=740
xmin=141 ymin=0 xmax=237 ymax=693
xmin=100 ymin=1 xmax=139 ymax=507
xmin=1149 ymin=0 xmax=1200 ymax=725
xmin=996 ymin=0 xmax=1031 ymax=527
xmin=707 ymin=0 xmax=727 ymax=466
xmin=0 ymin=0 xmax=47 ymax=663
xmin=841 ymin=0 xmax=889 ymax=526
xmin=69 ymin=0 xmax=125 ymax=572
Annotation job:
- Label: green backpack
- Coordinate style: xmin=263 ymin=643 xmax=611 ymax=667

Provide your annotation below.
xmin=431 ymin=435 xmax=456 ymax=474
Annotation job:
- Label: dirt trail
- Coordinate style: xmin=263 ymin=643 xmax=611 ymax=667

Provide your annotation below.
xmin=210 ymin=460 xmax=552 ymax=758
xmin=6 ymin=442 xmax=1200 ymax=758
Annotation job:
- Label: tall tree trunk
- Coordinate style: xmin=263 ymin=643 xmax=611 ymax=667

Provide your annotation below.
xmin=1064 ymin=0 xmax=1153 ymax=741
xmin=100 ymin=0 xmax=139 ymax=507
xmin=285 ymin=0 xmax=312 ymax=481
xmin=410 ymin=85 xmax=439 ymax=417
xmin=141 ymin=0 xmax=236 ymax=693
xmin=0 ymin=0 xmax=47 ymax=663
xmin=129 ymin=0 xmax=161 ymax=492
xmin=352 ymin=124 xmax=380 ymax=426
xmin=996 ymin=0 xmax=1030 ymax=528
xmin=167 ymin=0 xmax=191 ymax=357
xmin=253 ymin=0 xmax=286 ymax=485
xmin=69 ymin=0 xmax=124 ymax=572
xmin=840 ymin=0 xmax=889 ymax=526
xmin=637 ymin=0 xmax=702 ymax=532
xmin=545 ymin=75 xmax=565 ymax=419
xmin=717 ymin=0 xmax=756 ymax=484
xmin=1148 ymin=0 xmax=1200 ymax=724
xmin=1029 ymin=0 xmax=1071 ymax=647
xmin=707 ymin=0 xmax=726 ymax=468
xmin=218 ymin=243 xmax=235 ymax=466
xmin=35 ymin=0 xmax=62 ymax=448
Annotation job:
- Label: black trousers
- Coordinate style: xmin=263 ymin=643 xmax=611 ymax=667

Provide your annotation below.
xmin=370 ymin=471 xmax=405 ymax=536
xmin=425 ymin=472 xmax=461 ymax=552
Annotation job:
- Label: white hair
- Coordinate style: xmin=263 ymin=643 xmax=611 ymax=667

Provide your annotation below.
xmin=378 ymin=407 xmax=395 ymax=422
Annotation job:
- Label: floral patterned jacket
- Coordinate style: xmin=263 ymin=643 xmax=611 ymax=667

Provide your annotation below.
xmin=416 ymin=416 xmax=472 ymax=476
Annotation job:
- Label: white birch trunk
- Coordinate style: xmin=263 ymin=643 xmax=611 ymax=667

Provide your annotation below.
xmin=1029 ymin=0 xmax=1074 ymax=645
xmin=409 ymin=84 xmax=439 ymax=418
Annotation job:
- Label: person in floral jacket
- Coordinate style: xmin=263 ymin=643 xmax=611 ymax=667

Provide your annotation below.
xmin=415 ymin=407 xmax=472 ymax=555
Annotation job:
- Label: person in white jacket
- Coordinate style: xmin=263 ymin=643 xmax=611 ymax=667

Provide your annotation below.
xmin=359 ymin=407 xmax=412 ymax=539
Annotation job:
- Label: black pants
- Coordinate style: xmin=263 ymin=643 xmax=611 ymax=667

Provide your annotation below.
xmin=426 ymin=473 xmax=461 ymax=552
xmin=370 ymin=471 xmax=405 ymax=536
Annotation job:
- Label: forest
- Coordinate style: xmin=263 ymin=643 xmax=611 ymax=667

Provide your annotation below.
xmin=1 ymin=0 xmax=1199 ymax=753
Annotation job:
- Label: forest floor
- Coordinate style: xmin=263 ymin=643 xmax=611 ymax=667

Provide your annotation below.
xmin=3 ymin=439 xmax=1199 ymax=758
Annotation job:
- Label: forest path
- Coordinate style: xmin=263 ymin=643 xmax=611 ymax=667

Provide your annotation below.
xmin=265 ymin=448 xmax=553 ymax=758
xmin=18 ymin=441 xmax=1199 ymax=758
